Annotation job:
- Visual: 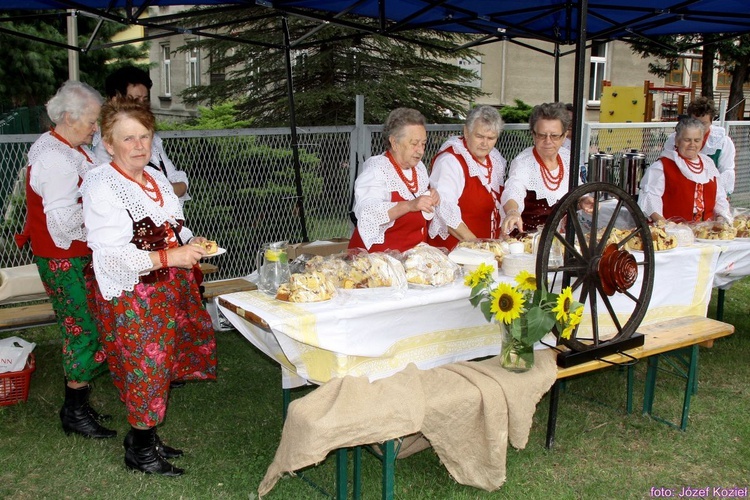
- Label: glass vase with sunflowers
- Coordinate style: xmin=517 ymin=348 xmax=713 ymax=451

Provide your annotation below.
xmin=465 ymin=264 xmax=584 ymax=372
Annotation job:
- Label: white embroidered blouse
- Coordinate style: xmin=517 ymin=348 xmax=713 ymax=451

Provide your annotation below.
xmin=81 ymin=163 xmax=194 ymax=300
xmin=638 ymin=149 xmax=731 ymax=221
xmin=428 ymin=136 xmax=506 ymax=240
xmin=351 ymin=153 xmax=430 ymax=249
xmin=27 ymin=132 xmax=93 ymax=249
xmin=500 ymin=146 xmax=571 ymax=216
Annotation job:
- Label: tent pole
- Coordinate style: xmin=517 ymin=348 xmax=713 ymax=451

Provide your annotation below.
xmin=569 ymin=0 xmax=588 ymax=190
xmin=67 ymin=9 xmax=79 ymax=81
xmin=282 ymin=15 xmax=309 ymax=243
xmin=554 ymin=42 xmax=560 ymax=102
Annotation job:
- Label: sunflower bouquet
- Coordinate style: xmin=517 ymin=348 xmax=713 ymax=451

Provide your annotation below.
xmin=465 ymin=264 xmax=584 ymax=371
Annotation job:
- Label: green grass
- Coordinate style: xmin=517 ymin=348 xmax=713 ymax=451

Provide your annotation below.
xmin=2 ymin=280 xmax=749 ymax=499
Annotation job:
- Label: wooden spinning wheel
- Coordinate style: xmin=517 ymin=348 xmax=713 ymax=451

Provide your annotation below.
xmin=535 ymin=182 xmax=655 ymax=356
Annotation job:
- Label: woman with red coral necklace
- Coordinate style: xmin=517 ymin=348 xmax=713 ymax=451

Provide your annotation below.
xmin=81 ymin=98 xmax=216 ymax=476
xmin=501 ymin=102 xmax=572 ymax=235
xmin=427 ymin=105 xmax=506 ymax=250
xmin=349 ymin=108 xmax=440 ymax=252
xmin=16 ymin=81 xmax=117 ymax=440
xmin=639 ymin=116 xmax=730 ymax=223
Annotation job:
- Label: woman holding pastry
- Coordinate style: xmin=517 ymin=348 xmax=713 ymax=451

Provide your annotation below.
xmin=81 ymin=97 xmax=216 ymax=476
xmin=501 ymin=102 xmax=572 ymax=235
xmin=427 ymin=105 xmax=506 ymax=250
xmin=348 ymin=108 xmax=440 ymax=252
xmin=639 ymin=116 xmax=731 ymax=223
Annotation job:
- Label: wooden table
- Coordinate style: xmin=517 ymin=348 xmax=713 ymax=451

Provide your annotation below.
xmin=546 ymin=315 xmax=735 ymax=448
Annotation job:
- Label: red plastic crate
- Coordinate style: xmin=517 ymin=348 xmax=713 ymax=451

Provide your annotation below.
xmin=0 ymin=353 xmax=35 ymax=406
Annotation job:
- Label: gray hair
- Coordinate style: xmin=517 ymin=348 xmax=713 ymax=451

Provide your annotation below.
xmin=46 ymin=80 xmax=104 ymax=124
xmin=383 ymin=108 xmax=426 ymax=150
xmin=675 ymin=116 xmax=706 ymax=141
xmin=465 ymin=105 xmax=504 ymax=136
xmin=529 ymin=102 xmax=570 ymax=134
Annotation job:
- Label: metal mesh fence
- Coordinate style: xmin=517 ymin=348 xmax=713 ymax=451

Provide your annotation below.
xmin=2 ymin=120 xmax=749 ymax=280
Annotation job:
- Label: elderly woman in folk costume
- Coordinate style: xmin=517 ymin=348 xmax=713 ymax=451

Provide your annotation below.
xmin=81 ymin=98 xmax=216 ymax=476
xmin=427 ymin=105 xmax=506 ymax=250
xmin=662 ymin=97 xmax=736 ymax=195
xmin=501 ymin=102 xmax=572 ymax=235
xmin=348 ymin=108 xmax=441 ymax=252
xmin=639 ymin=116 xmax=731 ymax=223
xmin=16 ymin=80 xmax=116 ymax=440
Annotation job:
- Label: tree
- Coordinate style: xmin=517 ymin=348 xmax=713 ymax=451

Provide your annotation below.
xmin=0 ymin=10 xmax=149 ymax=110
xmin=717 ymin=35 xmax=750 ymax=120
xmin=179 ymin=8 xmax=486 ymax=127
xmin=627 ymin=33 xmax=750 ymax=119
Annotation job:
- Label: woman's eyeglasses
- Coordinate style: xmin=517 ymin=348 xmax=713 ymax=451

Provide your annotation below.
xmin=532 ymin=131 xmax=565 ymax=141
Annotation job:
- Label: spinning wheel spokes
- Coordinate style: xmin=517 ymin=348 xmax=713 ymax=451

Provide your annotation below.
xmin=536 ymin=182 xmax=654 ymax=353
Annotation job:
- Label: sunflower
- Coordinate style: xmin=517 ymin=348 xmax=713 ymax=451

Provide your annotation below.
xmin=490 ymin=282 xmax=525 ymax=324
xmin=569 ymin=306 xmax=584 ymax=326
xmin=514 ymin=270 xmax=537 ymax=291
xmin=560 ymin=323 xmax=575 ymax=340
xmin=463 ymin=262 xmax=495 ymax=288
xmin=552 ymin=287 xmax=574 ymax=322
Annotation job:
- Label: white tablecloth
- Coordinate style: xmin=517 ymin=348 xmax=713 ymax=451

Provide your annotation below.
xmin=219 ymin=244 xmax=720 ymax=387
xmin=702 ymin=239 xmax=750 ymax=289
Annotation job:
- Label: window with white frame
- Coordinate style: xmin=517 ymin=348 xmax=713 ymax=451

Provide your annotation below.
xmin=588 ymin=42 xmax=608 ymax=104
xmin=161 ymin=44 xmax=171 ymax=97
xmin=187 ymin=45 xmax=200 ymax=88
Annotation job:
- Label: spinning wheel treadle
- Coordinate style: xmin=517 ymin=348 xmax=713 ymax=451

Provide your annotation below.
xmin=535 ymin=182 xmax=654 ymax=360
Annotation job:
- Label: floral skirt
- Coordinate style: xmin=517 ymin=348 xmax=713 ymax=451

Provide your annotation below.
xmin=35 ymin=255 xmax=108 ymax=383
xmin=96 ymin=267 xmax=217 ymax=428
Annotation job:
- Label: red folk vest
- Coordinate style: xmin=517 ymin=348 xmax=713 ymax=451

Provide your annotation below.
xmin=348 ymin=191 xmax=427 ymax=252
xmin=661 ymin=157 xmax=716 ymax=222
xmin=16 ymin=164 xmax=91 ymax=258
xmin=427 ymin=148 xmax=501 ymax=251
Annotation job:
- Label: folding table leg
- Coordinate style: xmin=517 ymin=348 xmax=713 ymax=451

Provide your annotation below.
xmin=626 ymin=364 xmax=635 ymax=414
xmin=336 ymin=448 xmax=348 ymax=500
xmin=680 ymin=345 xmax=699 ymax=431
xmin=381 ymin=439 xmax=395 ymax=500
xmin=716 ymin=288 xmax=726 ymax=322
xmin=353 ymin=446 xmax=362 ymax=500
xmin=642 ymin=355 xmax=659 ymax=416
xmin=546 ymin=380 xmax=561 ymax=449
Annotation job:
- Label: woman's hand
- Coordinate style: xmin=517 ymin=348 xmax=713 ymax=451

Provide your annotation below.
xmin=502 ymin=209 xmax=523 ymax=234
xmin=164 ymin=244 xmax=207 ymax=269
xmin=411 ymin=190 xmax=440 ymax=213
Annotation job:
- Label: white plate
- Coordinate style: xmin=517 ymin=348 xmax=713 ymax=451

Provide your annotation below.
xmin=201 ymin=247 xmax=227 ymax=258
xmin=695 ymin=238 xmax=734 ymax=244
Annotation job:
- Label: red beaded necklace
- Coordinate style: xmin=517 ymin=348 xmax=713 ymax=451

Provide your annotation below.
xmin=110 ymin=161 xmax=165 ymax=207
xmin=462 ymin=137 xmax=493 ymax=183
xmin=678 ymin=153 xmax=704 ymax=174
xmin=386 ymin=150 xmax=419 ymax=194
xmin=49 ymin=127 xmax=93 ymax=164
xmin=533 ymin=148 xmax=564 ymax=190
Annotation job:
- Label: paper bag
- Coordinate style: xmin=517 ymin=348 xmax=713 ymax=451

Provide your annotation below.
xmin=0 ymin=336 xmax=36 ymax=373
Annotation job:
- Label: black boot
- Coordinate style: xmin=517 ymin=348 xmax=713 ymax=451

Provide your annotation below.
xmin=60 ymin=384 xmax=117 ymax=439
xmin=124 ymin=428 xmax=184 ymax=459
xmin=124 ymin=427 xmax=184 ymax=476
xmin=81 ymin=384 xmax=112 ymax=422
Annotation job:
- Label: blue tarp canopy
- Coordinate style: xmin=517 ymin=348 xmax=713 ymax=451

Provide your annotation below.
xmin=2 ymin=1 xmax=750 ymax=46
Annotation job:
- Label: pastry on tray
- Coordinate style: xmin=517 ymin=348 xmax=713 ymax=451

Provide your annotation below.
xmin=692 ymin=221 xmax=736 ymax=240
xmin=402 ymin=243 xmax=459 ymax=286
xmin=276 ymin=271 xmax=335 ymax=302
xmin=627 ymin=226 xmax=677 ymax=251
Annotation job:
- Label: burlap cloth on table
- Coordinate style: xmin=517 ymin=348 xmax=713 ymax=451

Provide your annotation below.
xmin=258 ymin=349 xmax=557 ymax=496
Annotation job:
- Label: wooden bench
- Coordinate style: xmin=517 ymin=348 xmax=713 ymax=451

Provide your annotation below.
xmin=0 ymin=263 xmax=222 ymax=333
xmin=546 ymin=315 xmax=735 ymax=448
